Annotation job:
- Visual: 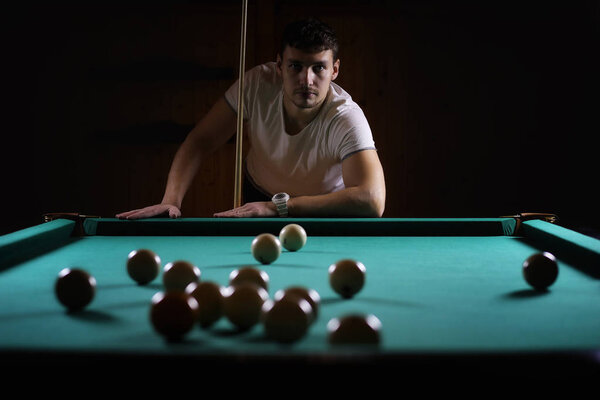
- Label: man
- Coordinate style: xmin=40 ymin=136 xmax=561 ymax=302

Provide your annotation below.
xmin=117 ymin=18 xmax=385 ymax=220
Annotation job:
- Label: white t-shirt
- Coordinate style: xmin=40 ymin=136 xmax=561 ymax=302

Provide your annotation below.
xmin=224 ymin=62 xmax=376 ymax=197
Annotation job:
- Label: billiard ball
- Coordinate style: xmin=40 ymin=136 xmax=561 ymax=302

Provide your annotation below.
xmin=222 ymin=283 xmax=269 ymax=331
xmin=522 ymin=252 xmax=559 ymax=290
xmin=150 ymin=291 xmax=199 ymax=341
xmin=274 ymin=286 xmax=320 ymax=323
xmin=163 ymin=260 xmax=201 ymax=292
xmin=185 ymin=281 xmax=224 ymax=328
xmin=327 ymin=314 xmax=382 ymax=345
xmin=328 ymin=259 xmax=366 ymax=298
xmin=279 ymin=224 xmax=307 ymax=251
xmin=261 ymin=297 xmax=312 ymax=343
xmin=251 ymin=233 xmax=281 ymax=264
xmin=229 ymin=266 xmax=269 ymax=291
xmin=127 ymin=249 xmax=161 ymax=285
xmin=55 ymin=268 xmax=96 ymax=311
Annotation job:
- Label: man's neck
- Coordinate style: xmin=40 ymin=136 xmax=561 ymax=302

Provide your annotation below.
xmin=282 ymin=95 xmax=326 ymax=136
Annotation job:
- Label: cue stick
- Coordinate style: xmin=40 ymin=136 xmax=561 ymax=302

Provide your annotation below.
xmin=234 ymin=0 xmax=248 ymax=208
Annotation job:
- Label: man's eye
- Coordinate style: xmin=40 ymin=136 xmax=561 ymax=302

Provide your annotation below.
xmin=289 ymin=63 xmax=302 ymax=71
xmin=313 ymin=65 xmax=325 ymax=73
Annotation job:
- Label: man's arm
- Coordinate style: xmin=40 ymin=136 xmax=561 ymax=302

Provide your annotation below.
xmin=116 ymin=97 xmax=237 ymax=219
xmin=214 ymin=149 xmax=386 ymax=218
xmin=288 ymin=149 xmax=386 ymax=217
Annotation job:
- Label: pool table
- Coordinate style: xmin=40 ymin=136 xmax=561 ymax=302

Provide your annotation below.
xmin=1 ymin=216 xmax=599 ymax=378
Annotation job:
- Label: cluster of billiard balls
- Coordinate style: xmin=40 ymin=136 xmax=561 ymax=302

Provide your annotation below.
xmin=53 ymin=224 xmax=561 ymax=345
xmin=53 ymin=224 xmax=380 ymax=345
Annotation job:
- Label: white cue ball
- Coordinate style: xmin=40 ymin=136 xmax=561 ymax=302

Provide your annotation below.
xmin=251 ymin=233 xmax=281 ymax=264
xmin=279 ymin=224 xmax=307 ymax=251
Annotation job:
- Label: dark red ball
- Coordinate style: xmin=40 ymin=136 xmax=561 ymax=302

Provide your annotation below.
xmin=55 ymin=268 xmax=96 ymax=311
xmin=522 ymin=252 xmax=559 ymax=290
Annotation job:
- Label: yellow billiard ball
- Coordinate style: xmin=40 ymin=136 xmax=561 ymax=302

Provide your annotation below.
xmin=150 ymin=291 xmax=199 ymax=341
xmin=222 ymin=283 xmax=269 ymax=331
xmin=55 ymin=268 xmax=96 ymax=311
xmin=262 ymin=297 xmax=312 ymax=343
xmin=185 ymin=281 xmax=224 ymax=328
xmin=229 ymin=266 xmax=270 ymax=291
xmin=163 ymin=260 xmax=201 ymax=292
xmin=127 ymin=249 xmax=161 ymax=285
xmin=328 ymin=259 xmax=366 ymax=298
xmin=279 ymin=224 xmax=307 ymax=251
xmin=327 ymin=314 xmax=382 ymax=345
xmin=251 ymin=233 xmax=281 ymax=264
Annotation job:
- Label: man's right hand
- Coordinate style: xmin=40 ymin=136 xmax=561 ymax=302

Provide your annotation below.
xmin=116 ymin=204 xmax=181 ymax=220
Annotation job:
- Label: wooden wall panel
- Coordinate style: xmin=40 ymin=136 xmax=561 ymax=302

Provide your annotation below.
xmin=2 ymin=1 xmax=598 ymax=234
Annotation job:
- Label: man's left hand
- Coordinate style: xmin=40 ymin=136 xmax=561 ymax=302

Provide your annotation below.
xmin=213 ymin=201 xmax=277 ymax=218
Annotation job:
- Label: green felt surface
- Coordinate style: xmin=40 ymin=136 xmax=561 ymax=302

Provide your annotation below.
xmin=1 ymin=218 xmax=599 ymax=358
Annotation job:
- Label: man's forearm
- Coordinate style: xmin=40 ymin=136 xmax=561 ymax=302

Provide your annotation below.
xmin=287 ymin=186 xmax=385 ymax=217
xmin=161 ymin=136 xmax=205 ymax=208
xmin=160 ymin=97 xmax=237 ymax=209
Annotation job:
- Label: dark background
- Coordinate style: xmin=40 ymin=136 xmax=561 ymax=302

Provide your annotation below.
xmin=2 ymin=0 xmax=598 ymax=236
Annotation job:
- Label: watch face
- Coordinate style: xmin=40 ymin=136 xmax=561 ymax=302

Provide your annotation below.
xmin=274 ymin=193 xmax=287 ymax=200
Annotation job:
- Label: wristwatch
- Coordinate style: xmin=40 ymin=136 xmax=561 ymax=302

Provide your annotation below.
xmin=272 ymin=192 xmax=290 ymax=217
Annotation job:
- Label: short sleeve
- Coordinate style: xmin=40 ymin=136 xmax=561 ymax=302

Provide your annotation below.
xmin=328 ymin=108 xmax=376 ymax=161
xmin=224 ymin=67 xmax=261 ymax=120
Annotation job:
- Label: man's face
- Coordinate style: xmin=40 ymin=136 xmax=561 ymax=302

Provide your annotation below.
xmin=277 ymin=46 xmax=339 ymax=111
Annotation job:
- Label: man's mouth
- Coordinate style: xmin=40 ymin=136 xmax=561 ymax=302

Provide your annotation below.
xmin=295 ymin=90 xmax=318 ymax=97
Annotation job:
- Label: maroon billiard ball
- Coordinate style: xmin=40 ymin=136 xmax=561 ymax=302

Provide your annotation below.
xmin=327 ymin=314 xmax=382 ymax=345
xmin=163 ymin=260 xmax=201 ymax=292
xmin=127 ymin=249 xmax=161 ymax=285
xmin=55 ymin=268 xmax=96 ymax=311
xmin=229 ymin=266 xmax=269 ymax=291
xmin=522 ymin=252 xmax=559 ymax=290
xmin=222 ymin=283 xmax=269 ymax=331
xmin=274 ymin=286 xmax=320 ymax=324
xmin=262 ymin=296 xmax=312 ymax=343
xmin=328 ymin=259 xmax=366 ymax=298
xmin=185 ymin=281 xmax=224 ymax=328
xmin=150 ymin=291 xmax=199 ymax=341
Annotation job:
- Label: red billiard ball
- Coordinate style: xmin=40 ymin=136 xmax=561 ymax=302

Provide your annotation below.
xmin=127 ymin=249 xmax=161 ymax=285
xmin=163 ymin=260 xmax=201 ymax=292
xmin=229 ymin=266 xmax=269 ymax=291
xmin=274 ymin=286 xmax=320 ymax=324
xmin=222 ymin=283 xmax=269 ymax=331
xmin=522 ymin=252 xmax=559 ymax=290
xmin=327 ymin=314 xmax=382 ymax=345
xmin=328 ymin=259 xmax=366 ymax=298
xmin=150 ymin=291 xmax=199 ymax=341
xmin=185 ymin=281 xmax=224 ymax=328
xmin=262 ymin=296 xmax=312 ymax=343
xmin=55 ymin=268 xmax=96 ymax=311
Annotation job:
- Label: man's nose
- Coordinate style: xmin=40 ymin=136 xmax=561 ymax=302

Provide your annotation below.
xmin=299 ymin=68 xmax=314 ymax=86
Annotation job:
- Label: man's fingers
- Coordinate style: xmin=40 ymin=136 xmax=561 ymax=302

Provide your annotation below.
xmin=116 ymin=205 xmax=180 ymax=220
xmin=116 ymin=209 xmax=140 ymax=219
xmin=168 ymin=208 xmax=181 ymax=218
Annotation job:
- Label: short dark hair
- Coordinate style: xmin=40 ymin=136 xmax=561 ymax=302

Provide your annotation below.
xmin=280 ymin=18 xmax=339 ymax=60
